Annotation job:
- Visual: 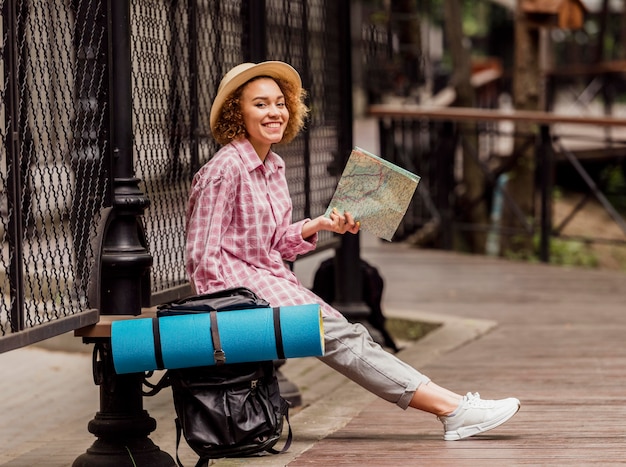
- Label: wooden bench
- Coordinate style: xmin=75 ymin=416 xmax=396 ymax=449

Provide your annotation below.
xmin=74 ymin=308 xmax=157 ymax=339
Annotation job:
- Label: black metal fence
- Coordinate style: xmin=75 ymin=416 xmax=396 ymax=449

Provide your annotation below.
xmin=1 ymin=0 xmax=108 ymax=352
xmin=373 ymin=107 xmax=626 ymax=260
xmin=0 ymin=0 xmax=362 ymax=353
xmin=131 ymin=0 xmax=347 ymax=305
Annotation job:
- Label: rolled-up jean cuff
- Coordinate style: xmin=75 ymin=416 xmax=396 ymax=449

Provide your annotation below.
xmin=397 ymin=378 xmax=430 ymax=410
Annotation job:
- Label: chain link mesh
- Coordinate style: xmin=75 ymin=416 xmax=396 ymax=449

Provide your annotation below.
xmin=1 ymin=0 xmax=108 ymax=344
xmin=134 ymin=0 xmax=344 ymax=297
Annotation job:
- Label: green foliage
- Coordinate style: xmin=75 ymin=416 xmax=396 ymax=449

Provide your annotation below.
xmin=602 ymin=165 xmax=626 ymax=212
xmin=462 ymin=0 xmax=489 ymax=37
xmin=547 ymin=237 xmax=599 ymax=268
xmin=504 ymin=235 xmax=599 ymax=268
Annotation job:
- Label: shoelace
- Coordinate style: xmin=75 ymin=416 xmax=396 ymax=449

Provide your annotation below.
xmin=438 ymin=392 xmax=497 ymax=422
xmin=462 ymin=392 xmax=496 ymax=408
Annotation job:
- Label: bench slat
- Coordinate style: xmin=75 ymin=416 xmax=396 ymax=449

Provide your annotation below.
xmin=74 ymin=308 xmax=157 ymax=338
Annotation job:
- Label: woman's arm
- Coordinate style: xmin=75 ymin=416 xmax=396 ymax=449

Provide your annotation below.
xmin=301 ymin=208 xmax=360 ymax=240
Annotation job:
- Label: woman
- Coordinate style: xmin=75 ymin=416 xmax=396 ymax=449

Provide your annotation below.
xmin=185 ymin=61 xmax=520 ymax=441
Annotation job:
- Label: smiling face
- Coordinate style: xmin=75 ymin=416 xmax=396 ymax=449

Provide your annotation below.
xmin=240 ymin=77 xmax=290 ymax=160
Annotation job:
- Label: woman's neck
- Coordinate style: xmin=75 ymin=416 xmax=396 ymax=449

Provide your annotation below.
xmin=249 ymin=140 xmax=271 ymax=162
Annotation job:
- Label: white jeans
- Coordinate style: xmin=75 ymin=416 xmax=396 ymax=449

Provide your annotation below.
xmin=319 ymin=313 xmax=431 ymax=409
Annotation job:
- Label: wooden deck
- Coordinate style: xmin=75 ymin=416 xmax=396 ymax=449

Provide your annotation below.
xmin=285 ymin=244 xmax=626 ymax=466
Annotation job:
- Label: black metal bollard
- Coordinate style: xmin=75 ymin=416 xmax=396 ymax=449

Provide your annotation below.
xmin=73 ymin=342 xmax=175 ymax=467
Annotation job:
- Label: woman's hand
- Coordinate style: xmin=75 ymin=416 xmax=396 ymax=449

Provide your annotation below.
xmin=328 ymin=207 xmax=360 ymax=234
xmin=302 ymin=208 xmax=360 ymax=239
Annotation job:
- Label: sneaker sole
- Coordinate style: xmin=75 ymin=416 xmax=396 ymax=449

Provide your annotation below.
xmin=443 ymin=400 xmax=520 ymax=441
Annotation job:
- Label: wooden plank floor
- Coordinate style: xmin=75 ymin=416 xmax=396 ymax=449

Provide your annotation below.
xmin=289 ymin=244 xmax=626 ymax=466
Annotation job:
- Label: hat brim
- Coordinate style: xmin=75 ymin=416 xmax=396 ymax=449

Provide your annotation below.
xmin=210 ymin=61 xmax=302 ymax=137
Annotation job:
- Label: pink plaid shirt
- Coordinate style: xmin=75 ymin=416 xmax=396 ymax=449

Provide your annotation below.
xmin=186 ymin=138 xmax=340 ymax=317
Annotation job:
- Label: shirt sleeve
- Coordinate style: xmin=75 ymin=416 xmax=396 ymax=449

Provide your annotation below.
xmin=274 ymin=218 xmax=318 ymax=262
xmin=185 ymin=167 xmax=234 ymax=293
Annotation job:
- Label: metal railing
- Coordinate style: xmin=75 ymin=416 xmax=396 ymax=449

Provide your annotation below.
xmin=370 ymin=104 xmax=626 ymax=262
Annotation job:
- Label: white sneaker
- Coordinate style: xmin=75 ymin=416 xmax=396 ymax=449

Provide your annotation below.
xmin=438 ymin=392 xmax=520 ymax=440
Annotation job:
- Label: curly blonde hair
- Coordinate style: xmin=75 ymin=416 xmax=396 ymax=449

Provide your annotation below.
xmin=212 ymin=76 xmax=309 ymax=146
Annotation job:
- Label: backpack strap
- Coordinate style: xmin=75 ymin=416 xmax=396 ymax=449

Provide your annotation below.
xmin=152 ymin=307 xmax=232 ymax=367
xmin=208 ymin=307 xmax=285 ymax=364
xmin=154 ymin=303 xmax=284 ymax=367
xmin=174 ymin=418 xmax=185 ymax=467
xmin=175 ymin=418 xmax=210 ymax=467
xmin=266 ymin=409 xmax=293 ymax=454
xmin=209 ymin=310 xmax=226 ymax=365
xmin=142 ymin=370 xmax=170 ymax=397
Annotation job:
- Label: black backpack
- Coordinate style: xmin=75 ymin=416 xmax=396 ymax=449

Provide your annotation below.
xmin=144 ymin=287 xmax=292 ymax=467
xmin=312 ymin=257 xmax=399 ymax=352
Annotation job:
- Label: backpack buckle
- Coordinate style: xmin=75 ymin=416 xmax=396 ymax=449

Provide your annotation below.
xmin=213 ymin=349 xmax=226 ymax=365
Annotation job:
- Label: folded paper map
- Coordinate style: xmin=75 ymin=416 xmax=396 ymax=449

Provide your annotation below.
xmin=325 ymin=147 xmax=420 ymax=241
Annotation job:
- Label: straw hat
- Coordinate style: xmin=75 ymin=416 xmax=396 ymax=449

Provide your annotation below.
xmin=209 ymin=61 xmax=302 ymax=137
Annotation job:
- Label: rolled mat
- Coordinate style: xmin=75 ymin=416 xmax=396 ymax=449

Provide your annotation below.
xmin=111 ymin=304 xmax=324 ymax=374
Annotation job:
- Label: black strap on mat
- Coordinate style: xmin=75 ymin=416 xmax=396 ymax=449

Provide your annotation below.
xmin=152 ymin=317 xmax=165 ymax=370
xmin=209 ymin=307 xmax=284 ymax=363
xmin=152 ymin=306 xmax=286 ymax=368
xmin=272 ymin=307 xmax=285 ymax=360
